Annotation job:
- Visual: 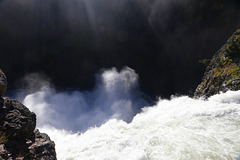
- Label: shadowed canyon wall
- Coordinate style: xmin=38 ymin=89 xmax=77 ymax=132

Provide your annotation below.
xmin=0 ymin=0 xmax=240 ymax=98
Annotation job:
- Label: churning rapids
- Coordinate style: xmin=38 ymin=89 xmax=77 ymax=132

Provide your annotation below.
xmin=13 ymin=68 xmax=240 ymax=160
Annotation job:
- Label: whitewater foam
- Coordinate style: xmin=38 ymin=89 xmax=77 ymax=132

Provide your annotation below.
xmin=37 ymin=91 xmax=240 ymax=160
xmin=17 ymin=68 xmax=240 ymax=159
xmin=22 ymin=67 xmax=149 ymax=131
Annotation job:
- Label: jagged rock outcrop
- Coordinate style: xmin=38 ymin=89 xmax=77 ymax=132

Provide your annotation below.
xmin=0 ymin=69 xmax=56 ymax=159
xmin=0 ymin=97 xmax=57 ymax=159
xmin=29 ymin=129 xmax=56 ymax=160
xmin=0 ymin=97 xmax=56 ymax=160
xmin=195 ymin=29 xmax=240 ymax=98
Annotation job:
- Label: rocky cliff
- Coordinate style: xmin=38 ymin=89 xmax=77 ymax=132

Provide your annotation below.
xmin=195 ymin=29 xmax=240 ymax=98
xmin=0 ymin=97 xmax=57 ymax=160
xmin=0 ymin=70 xmax=56 ymax=159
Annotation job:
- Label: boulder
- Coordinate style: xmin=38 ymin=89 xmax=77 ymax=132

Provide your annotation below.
xmin=0 ymin=97 xmax=36 ymax=139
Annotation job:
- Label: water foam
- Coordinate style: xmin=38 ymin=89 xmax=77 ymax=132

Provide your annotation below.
xmin=38 ymin=91 xmax=240 ymax=160
xmin=18 ymin=68 xmax=240 ymax=159
xmin=22 ymin=67 xmax=149 ymax=131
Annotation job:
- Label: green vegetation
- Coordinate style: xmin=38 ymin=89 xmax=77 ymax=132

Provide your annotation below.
xmin=225 ymin=80 xmax=232 ymax=87
xmin=221 ymin=30 xmax=240 ymax=65
xmin=231 ymin=66 xmax=240 ymax=79
xmin=212 ymin=65 xmax=240 ymax=88
xmin=212 ymin=30 xmax=240 ymax=80
xmin=195 ymin=29 xmax=240 ymax=97
xmin=213 ymin=65 xmax=240 ymax=78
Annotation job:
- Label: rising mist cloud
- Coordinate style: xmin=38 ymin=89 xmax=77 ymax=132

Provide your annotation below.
xmin=21 ymin=67 xmax=151 ymax=131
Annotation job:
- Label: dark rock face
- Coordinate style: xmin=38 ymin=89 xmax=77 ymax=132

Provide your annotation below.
xmin=29 ymin=130 xmax=57 ymax=160
xmin=0 ymin=69 xmax=7 ymax=96
xmin=195 ymin=29 xmax=240 ymax=98
xmin=0 ymin=97 xmax=36 ymax=139
xmin=0 ymin=97 xmax=57 ymax=160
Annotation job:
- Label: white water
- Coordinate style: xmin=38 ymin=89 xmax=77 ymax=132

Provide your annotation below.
xmin=21 ymin=67 xmax=148 ymax=131
xmin=17 ymin=68 xmax=240 ymax=160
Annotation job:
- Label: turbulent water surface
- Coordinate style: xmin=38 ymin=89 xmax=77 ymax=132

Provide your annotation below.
xmin=15 ymin=68 xmax=240 ymax=160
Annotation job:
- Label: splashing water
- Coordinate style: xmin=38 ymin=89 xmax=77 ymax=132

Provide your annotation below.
xmin=38 ymin=91 xmax=240 ymax=160
xmin=21 ymin=67 xmax=149 ymax=131
xmin=17 ymin=68 xmax=240 ymax=160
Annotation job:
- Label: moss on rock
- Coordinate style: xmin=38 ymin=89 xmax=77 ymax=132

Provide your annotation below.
xmin=195 ymin=29 xmax=240 ymax=98
xmin=223 ymin=30 xmax=240 ymax=59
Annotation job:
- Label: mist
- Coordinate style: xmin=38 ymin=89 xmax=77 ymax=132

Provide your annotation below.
xmin=1 ymin=0 xmax=240 ymax=98
xmin=15 ymin=67 xmax=152 ymax=132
